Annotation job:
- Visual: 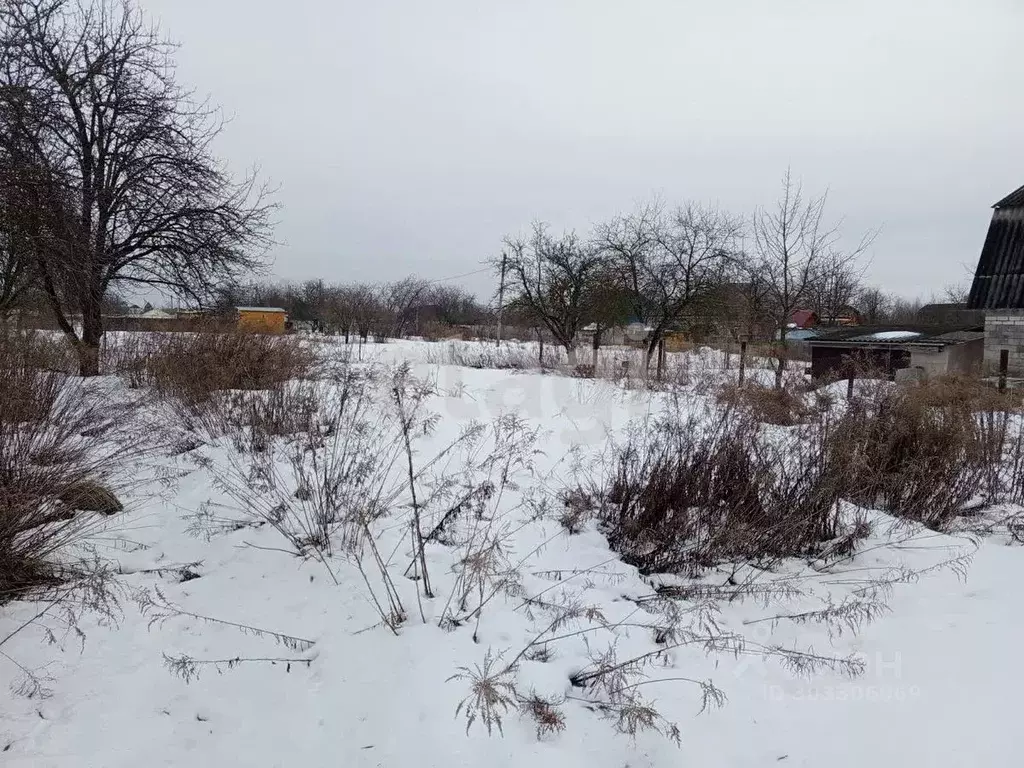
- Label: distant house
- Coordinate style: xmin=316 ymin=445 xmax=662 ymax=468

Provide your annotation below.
xmin=789 ymin=309 xmax=818 ymax=329
xmin=819 ymin=306 xmax=863 ymax=327
xmin=580 ymin=323 xmax=628 ymax=346
xmin=236 ymin=306 xmax=287 ymax=334
xmin=806 ymin=324 xmax=984 ymax=380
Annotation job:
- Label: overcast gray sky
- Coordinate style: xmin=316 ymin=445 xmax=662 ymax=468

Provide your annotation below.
xmin=145 ymin=0 xmax=1023 ymax=300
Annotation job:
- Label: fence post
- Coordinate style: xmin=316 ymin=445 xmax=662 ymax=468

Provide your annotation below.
xmin=656 ymin=338 xmax=666 ymax=381
xmin=738 ymin=340 xmax=747 ymax=386
xmin=999 ymin=349 xmax=1009 ymax=392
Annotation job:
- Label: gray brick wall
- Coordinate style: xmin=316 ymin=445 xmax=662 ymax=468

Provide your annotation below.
xmin=985 ymin=311 xmax=1024 ymax=374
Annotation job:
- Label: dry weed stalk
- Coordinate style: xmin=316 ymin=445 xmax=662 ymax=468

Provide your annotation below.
xmin=162 ymin=652 xmax=314 ymax=683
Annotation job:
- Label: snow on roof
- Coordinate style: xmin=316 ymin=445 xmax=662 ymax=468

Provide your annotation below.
xmin=860 ymin=330 xmax=922 ymax=341
xmin=236 ymin=306 xmax=287 ymax=313
xmin=139 ymin=308 xmax=173 ymax=319
xmin=786 ymin=329 xmax=819 ymax=341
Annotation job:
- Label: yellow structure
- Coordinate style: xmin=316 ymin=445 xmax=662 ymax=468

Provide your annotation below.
xmin=236 ymin=306 xmax=287 ymax=334
xmin=663 ymin=331 xmax=692 ymax=352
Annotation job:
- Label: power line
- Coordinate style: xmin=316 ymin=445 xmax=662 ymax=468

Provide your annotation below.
xmin=424 ymin=266 xmax=492 ymax=286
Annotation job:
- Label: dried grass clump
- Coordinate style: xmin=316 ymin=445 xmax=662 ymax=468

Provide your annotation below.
xmin=429 ymin=342 xmax=539 ymax=371
xmin=0 ymin=360 xmax=138 ymax=601
xmin=0 ymin=328 xmax=76 ymax=423
xmin=716 ymin=383 xmax=809 ymax=426
xmin=902 ymin=375 xmax=1021 ymax=413
xmin=830 ymin=387 xmax=997 ymax=529
xmin=137 ymin=331 xmax=317 ymax=403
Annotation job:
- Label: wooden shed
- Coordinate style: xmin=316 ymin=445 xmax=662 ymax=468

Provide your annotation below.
xmin=236 ymin=306 xmax=287 ymax=334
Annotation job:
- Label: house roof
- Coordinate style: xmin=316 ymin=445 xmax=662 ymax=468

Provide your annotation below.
xmin=236 ymin=306 xmax=286 ymax=313
xmin=994 ymin=184 xmax=1024 ymax=209
xmin=806 ymin=324 xmax=984 ymax=348
xmin=790 ymin=309 xmax=817 ymax=328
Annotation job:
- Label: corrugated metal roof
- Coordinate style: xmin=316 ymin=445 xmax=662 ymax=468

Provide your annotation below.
xmin=994 ymin=184 xmax=1024 ymax=209
xmin=930 ymin=330 xmax=986 ymax=343
xmin=235 ymin=306 xmax=286 ymax=313
xmin=807 ymin=324 xmax=984 ymax=346
xmin=785 ymin=329 xmax=819 ymax=341
xmin=967 ymin=205 xmax=1024 ymax=309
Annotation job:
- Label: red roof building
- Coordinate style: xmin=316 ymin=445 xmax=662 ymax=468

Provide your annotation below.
xmin=789 ymin=309 xmax=818 ymax=329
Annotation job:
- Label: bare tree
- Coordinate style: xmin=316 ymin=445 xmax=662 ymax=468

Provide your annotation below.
xmin=428 ymin=284 xmax=484 ymax=327
xmin=855 ymin=286 xmax=889 ymax=325
xmin=597 ymin=201 xmax=741 ymax=370
xmin=750 ymin=169 xmax=873 ymax=387
xmin=500 ymin=223 xmax=603 ymax=365
xmin=380 ymin=276 xmax=430 ymax=338
xmin=0 ymin=156 xmax=36 ymax=317
xmin=805 ymin=250 xmax=866 ymax=325
xmin=0 ymin=0 xmax=274 ymax=374
xmin=883 ymin=295 xmax=924 ymax=324
xmin=941 ymin=281 xmax=970 ymax=305
xmin=349 ymin=282 xmax=382 ymax=342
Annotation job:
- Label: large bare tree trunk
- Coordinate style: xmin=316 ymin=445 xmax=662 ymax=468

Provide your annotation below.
xmin=775 ymin=347 xmax=787 ymax=389
xmin=78 ymin=290 xmax=103 ymax=376
xmin=565 ymin=344 xmax=577 ymax=366
xmin=643 ymin=331 xmax=662 ymax=376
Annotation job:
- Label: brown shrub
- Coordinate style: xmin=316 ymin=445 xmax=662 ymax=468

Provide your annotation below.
xmin=208 ymin=382 xmax=328 ymax=453
xmin=0 ymin=328 xmax=77 ymax=423
xmin=716 ymin=383 xmax=809 ymax=426
xmin=132 ymin=331 xmax=317 ymax=403
xmin=599 ymin=376 xmax=1024 ymax=574
xmin=901 ymin=375 xmax=1022 ymax=413
xmin=558 ymin=487 xmax=597 ymax=534
xmin=0 ymin=372 xmax=138 ymax=600
xmin=599 ymin=405 xmax=848 ymax=575
xmin=571 ymin=364 xmax=595 ymax=379
xmin=826 ymin=385 xmax=1008 ymax=529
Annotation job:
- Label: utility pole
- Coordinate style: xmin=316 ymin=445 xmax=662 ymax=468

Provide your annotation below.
xmin=496 ymin=250 xmax=507 ymax=347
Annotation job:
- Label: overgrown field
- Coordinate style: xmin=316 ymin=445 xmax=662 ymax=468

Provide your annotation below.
xmin=2 ymin=330 xmax=1022 ymax=767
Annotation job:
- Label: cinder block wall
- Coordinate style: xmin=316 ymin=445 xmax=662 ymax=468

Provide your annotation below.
xmin=909 ymin=347 xmax=950 ymax=377
xmin=984 ymin=311 xmax=1024 ymax=374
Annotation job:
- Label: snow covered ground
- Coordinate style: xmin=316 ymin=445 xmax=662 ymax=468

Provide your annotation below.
xmin=2 ymin=339 xmax=1021 ymax=767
